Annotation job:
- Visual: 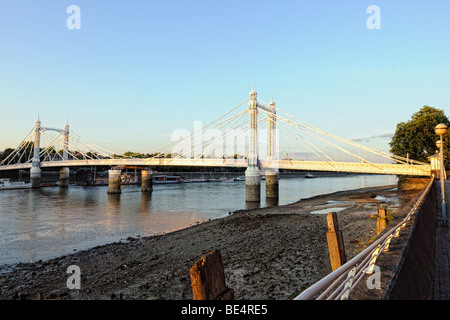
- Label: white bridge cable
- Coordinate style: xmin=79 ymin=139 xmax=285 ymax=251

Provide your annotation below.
xmin=149 ymin=104 xmax=248 ymax=160
xmin=277 ymin=121 xmax=338 ymax=170
xmin=144 ymin=98 xmax=250 ymax=158
xmin=190 ymin=109 xmax=249 ymax=162
xmin=257 ymin=106 xmax=338 ymax=168
xmin=162 ymin=109 xmax=248 ymax=164
xmin=160 ymin=106 xmax=250 ymax=163
xmin=69 ymin=130 xmax=115 ymax=159
xmin=38 ymin=130 xmax=63 ymax=162
xmin=191 ymin=109 xmax=248 ymax=160
xmin=219 ymin=111 xmax=252 ymax=160
xmin=273 ymin=112 xmax=387 ymax=172
xmin=274 ymin=106 xmax=428 ymax=166
xmin=0 ymin=125 xmax=37 ymax=166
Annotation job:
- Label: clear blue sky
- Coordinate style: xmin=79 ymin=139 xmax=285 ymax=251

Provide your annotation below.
xmin=0 ymin=0 xmax=449 ymax=154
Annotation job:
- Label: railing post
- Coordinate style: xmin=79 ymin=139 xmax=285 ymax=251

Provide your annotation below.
xmin=326 ymin=212 xmax=347 ymax=271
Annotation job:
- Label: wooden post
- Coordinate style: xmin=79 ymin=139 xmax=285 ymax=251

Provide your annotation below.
xmin=190 ymin=249 xmax=234 ymax=300
xmin=326 ymin=212 xmax=347 ymax=271
xmin=376 ymin=207 xmax=387 ymax=235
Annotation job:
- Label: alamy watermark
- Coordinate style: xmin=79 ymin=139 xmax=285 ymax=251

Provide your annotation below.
xmin=366 ymin=265 xmax=381 ymax=290
xmin=367 ymin=5 xmax=381 ymax=30
xmin=66 ymin=5 xmax=81 ymax=30
xmin=66 ymin=265 xmax=81 ymax=289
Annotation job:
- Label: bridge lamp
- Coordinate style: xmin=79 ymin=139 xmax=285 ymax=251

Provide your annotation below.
xmin=435 ymin=123 xmax=448 ymax=227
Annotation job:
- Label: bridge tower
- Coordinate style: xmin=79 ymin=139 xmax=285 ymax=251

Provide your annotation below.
xmin=245 ymin=84 xmax=261 ymax=202
xmin=59 ymin=121 xmax=70 ymax=187
xmin=265 ymin=95 xmax=279 ymax=200
xmin=30 ymin=117 xmax=42 ymax=188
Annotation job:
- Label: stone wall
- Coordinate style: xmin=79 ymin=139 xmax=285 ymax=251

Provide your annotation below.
xmin=383 ymin=181 xmax=438 ymax=299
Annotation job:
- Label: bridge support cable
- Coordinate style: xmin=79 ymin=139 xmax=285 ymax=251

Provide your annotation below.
xmin=162 ymin=108 xmax=250 ymax=165
xmin=144 ymin=98 xmax=249 ymax=159
xmin=193 ymin=117 xmax=249 ymax=163
xmin=276 ymin=119 xmax=337 ymax=170
xmin=275 ymin=106 xmax=428 ymax=167
xmin=274 ymin=112 xmax=387 ymax=172
xmin=69 ymin=130 xmax=116 ymax=159
xmin=219 ymin=112 xmax=252 ymax=161
xmin=189 ymin=109 xmax=249 ymax=162
xmin=0 ymin=126 xmax=36 ymax=167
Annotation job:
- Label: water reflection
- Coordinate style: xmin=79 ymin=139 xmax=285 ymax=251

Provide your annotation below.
xmin=107 ymin=194 xmax=121 ymax=215
xmin=0 ymin=174 xmax=397 ymax=264
xmin=140 ymin=192 xmax=152 ymax=214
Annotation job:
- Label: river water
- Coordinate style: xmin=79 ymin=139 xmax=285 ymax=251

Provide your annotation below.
xmin=0 ymin=174 xmax=397 ymax=265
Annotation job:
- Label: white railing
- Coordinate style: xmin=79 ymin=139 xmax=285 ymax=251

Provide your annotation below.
xmin=294 ymin=176 xmax=435 ymax=300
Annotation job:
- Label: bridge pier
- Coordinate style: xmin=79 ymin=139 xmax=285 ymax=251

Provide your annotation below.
xmin=245 ymin=167 xmax=261 ymax=202
xmin=59 ymin=167 xmax=70 ymax=187
xmin=265 ymin=169 xmax=279 ymax=200
xmin=141 ymin=169 xmax=153 ymax=192
xmin=107 ymin=169 xmax=121 ymax=194
xmin=30 ymin=167 xmax=41 ymax=188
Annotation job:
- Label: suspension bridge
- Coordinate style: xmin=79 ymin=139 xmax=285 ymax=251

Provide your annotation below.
xmin=0 ymin=85 xmax=433 ymax=201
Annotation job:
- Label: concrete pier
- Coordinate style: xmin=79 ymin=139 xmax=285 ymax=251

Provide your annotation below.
xmin=30 ymin=167 xmax=41 ymax=188
xmin=265 ymin=169 xmax=279 ymax=200
xmin=141 ymin=169 xmax=153 ymax=192
xmin=59 ymin=167 xmax=70 ymax=187
xmin=245 ymin=167 xmax=261 ymax=202
xmin=107 ymin=169 xmax=121 ymax=194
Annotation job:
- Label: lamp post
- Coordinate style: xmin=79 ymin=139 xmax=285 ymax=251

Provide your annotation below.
xmin=435 ymin=123 xmax=448 ymax=227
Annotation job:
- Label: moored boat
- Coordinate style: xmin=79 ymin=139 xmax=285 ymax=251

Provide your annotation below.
xmin=153 ymin=175 xmax=183 ymax=184
xmin=0 ymin=178 xmax=32 ymax=190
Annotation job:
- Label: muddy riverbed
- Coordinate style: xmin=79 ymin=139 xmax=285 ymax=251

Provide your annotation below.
xmin=0 ymin=185 xmax=418 ymax=300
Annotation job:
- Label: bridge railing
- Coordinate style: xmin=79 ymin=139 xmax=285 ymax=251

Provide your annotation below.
xmin=294 ymin=176 xmax=435 ymax=300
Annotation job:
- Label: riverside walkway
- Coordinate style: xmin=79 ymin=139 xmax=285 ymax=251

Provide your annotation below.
xmin=433 ymin=180 xmax=450 ymax=300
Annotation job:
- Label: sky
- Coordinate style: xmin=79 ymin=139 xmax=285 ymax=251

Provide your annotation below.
xmin=0 ymin=0 xmax=449 ymax=155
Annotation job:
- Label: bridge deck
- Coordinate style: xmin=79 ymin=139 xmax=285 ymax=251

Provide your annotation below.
xmin=0 ymin=158 xmax=431 ymax=176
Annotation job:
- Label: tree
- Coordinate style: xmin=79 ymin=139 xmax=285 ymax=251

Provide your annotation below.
xmin=0 ymin=148 xmax=14 ymax=163
xmin=389 ymin=106 xmax=450 ymax=168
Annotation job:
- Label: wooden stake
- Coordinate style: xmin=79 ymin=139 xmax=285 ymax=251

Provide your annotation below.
xmin=376 ymin=207 xmax=387 ymax=235
xmin=190 ymin=249 xmax=234 ymax=300
xmin=326 ymin=212 xmax=347 ymax=271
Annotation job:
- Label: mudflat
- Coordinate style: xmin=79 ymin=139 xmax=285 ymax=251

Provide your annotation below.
xmin=0 ymin=185 xmax=418 ymax=300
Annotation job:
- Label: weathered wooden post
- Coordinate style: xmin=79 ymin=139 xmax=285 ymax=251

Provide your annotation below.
xmin=190 ymin=249 xmax=234 ymax=300
xmin=326 ymin=212 xmax=347 ymax=271
xmin=376 ymin=206 xmax=387 ymax=235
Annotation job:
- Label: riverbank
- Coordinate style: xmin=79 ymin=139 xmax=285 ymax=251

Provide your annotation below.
xmin=0 ymin=184 xmax=419 ymax=300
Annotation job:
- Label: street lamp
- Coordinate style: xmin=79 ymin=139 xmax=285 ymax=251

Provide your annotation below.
xmin=435 ymin=123 xmax=448 ymax=227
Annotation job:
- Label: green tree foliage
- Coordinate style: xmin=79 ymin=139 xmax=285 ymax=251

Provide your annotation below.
xmin=389 ymin=106 xmax=450 ymax=167
xmin=0 ymin=148 xmax=14 ymax=163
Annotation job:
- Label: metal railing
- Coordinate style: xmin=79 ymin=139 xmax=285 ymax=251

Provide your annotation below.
xmin=295 ymin=176 xmax=435 ymax=300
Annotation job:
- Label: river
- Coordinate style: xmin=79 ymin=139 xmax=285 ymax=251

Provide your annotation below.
xmin=0 ymin=174 xmax=397 ymax=265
